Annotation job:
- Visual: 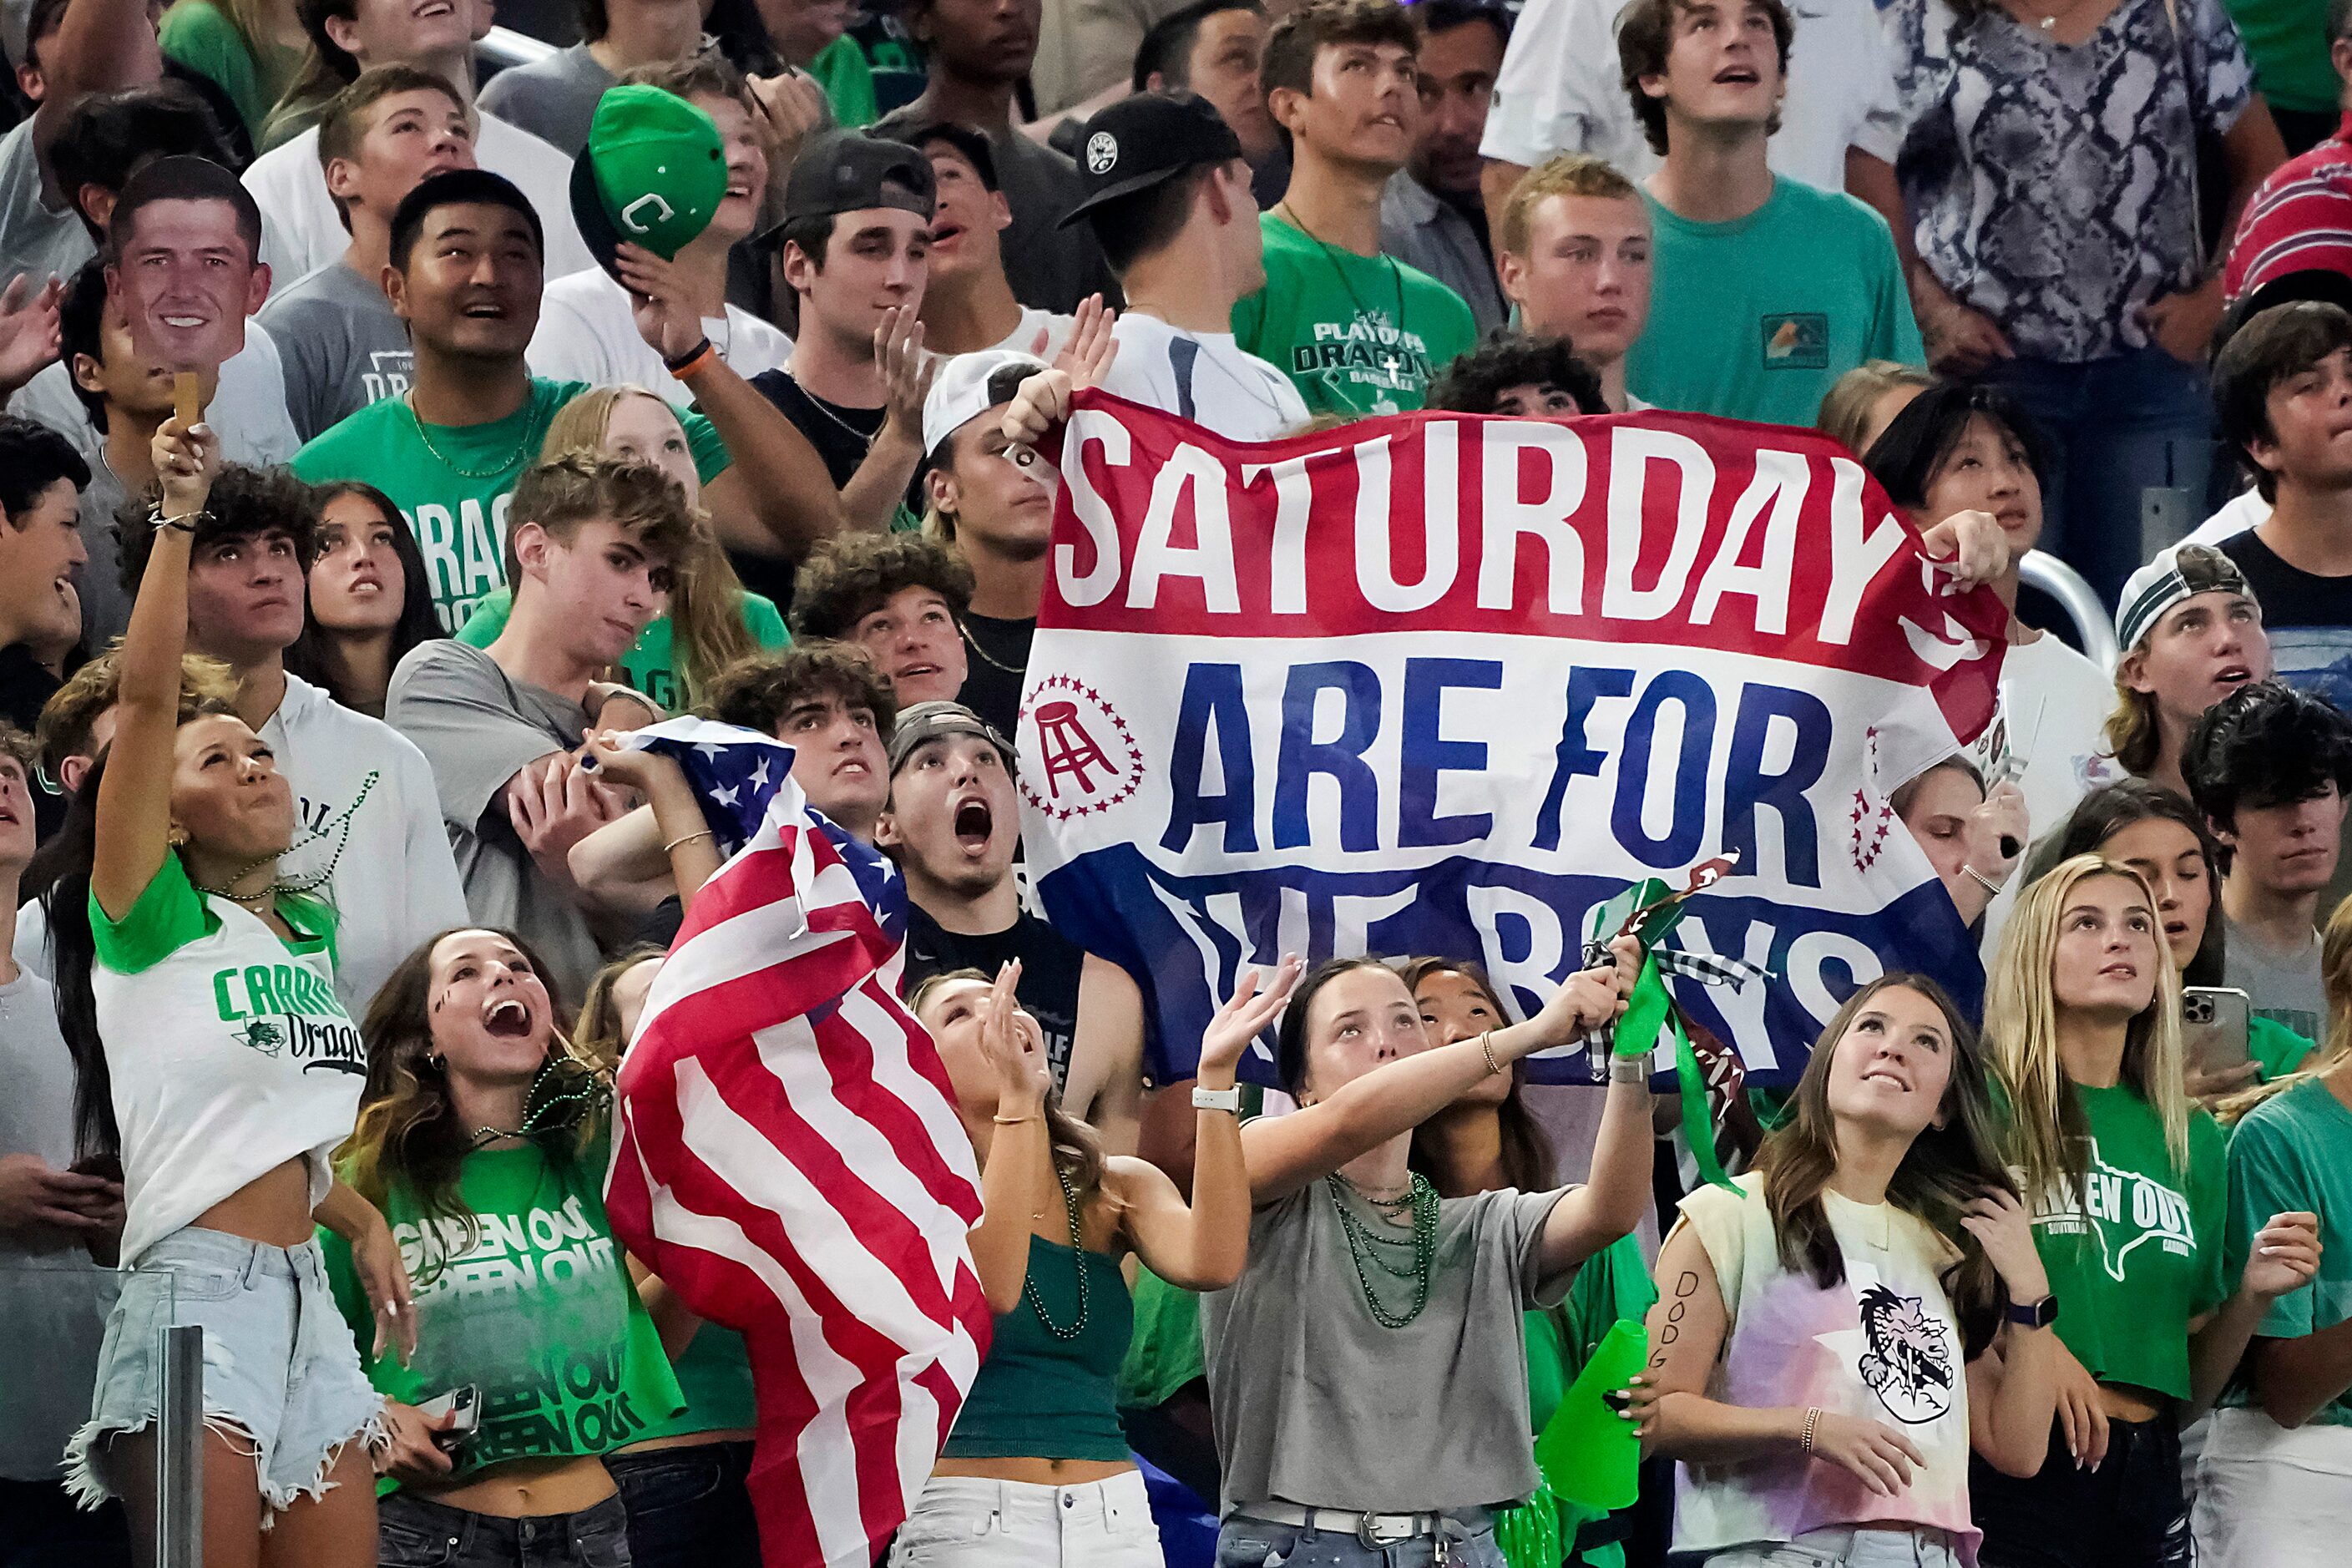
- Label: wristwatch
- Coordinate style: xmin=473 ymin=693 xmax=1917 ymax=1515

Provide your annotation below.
xmin=1191 ymin=1084 xmax=1242 ymax=1113
xmin=2003 ymin=1294 xmax=2059 ymax=1329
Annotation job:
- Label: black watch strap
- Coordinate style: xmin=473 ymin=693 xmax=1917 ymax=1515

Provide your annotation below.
xmin=2004 ymin=1293 xmax=2059 ymax=1328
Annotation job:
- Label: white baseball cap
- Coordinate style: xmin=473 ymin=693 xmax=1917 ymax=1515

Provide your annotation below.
xmin=922 ymin=348 xmax=1049 ymax=460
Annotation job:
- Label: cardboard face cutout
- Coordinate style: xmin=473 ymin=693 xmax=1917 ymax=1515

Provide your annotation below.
xmin=104 ymin=195 xmax=265 ymax=378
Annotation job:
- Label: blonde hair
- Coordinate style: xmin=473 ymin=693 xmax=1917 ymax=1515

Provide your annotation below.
xmin=1985 ymin=854 xmax=2191 ymax=1206
xmin=2220 ymin=896 xmax=2352 ymax=1124
xmin=1499 ymin=154 xmax=1641 ymax=256
xmin=1817 ymin=361 xmax=1936 ymax=456
xmin=540 ymin=386 xmax=756 ymax=709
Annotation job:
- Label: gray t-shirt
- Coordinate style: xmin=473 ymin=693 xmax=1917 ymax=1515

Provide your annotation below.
xmin=385 ymin=639 xmax=605 ymax=1004
xmin=257 ymin=259 xmax=412 ymax=443
xmin=1201 ymin=1181 xmax=1564 ymax=1515
xmin=0 ymin=118 xmax=94 ymax=290
xmin=476 ymin=43 xmax=615 ymax=158
xmin=2224 ymin=916 xmax=2327 ymax=1044
xmin=0 ymin=964 xmax=120 ymax=1480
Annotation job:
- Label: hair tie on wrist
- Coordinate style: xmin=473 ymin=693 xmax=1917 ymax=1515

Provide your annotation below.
xmin=665 ymin=337 xmax=716 ymax=378
xmin=1962 ymin=864 xmax=2006 ymax=896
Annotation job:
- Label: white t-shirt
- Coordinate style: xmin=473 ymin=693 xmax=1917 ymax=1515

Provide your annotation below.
xmin=1099 ymin=311 xmax=1309 ymax=442
xmin=2183 ymin=488 xmax=2271 ymax=549
xmin=1480 ymin=0 xmax=1904 ymax=191
xmin=245 ymin=111 xmax=593 ymax=284
xmin=15 ymin=675 xmax=468 ymax=1017
xmin=988 ymin=304 xmax=1075 ymax=362
xmin=528 ymin=266 xmax=793 ymax=407
xmin=1978 ymin=631 xmax=2125 ymax=952
xmin=92 ymin=856 xmax=365 ymax=1267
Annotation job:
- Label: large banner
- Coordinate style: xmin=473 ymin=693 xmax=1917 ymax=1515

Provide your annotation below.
xmin=1015 ymin=394 xmax=2007 ymax=1087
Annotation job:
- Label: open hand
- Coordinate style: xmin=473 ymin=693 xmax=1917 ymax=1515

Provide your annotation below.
xmin=1196 ymin=953 xmax=1302 ymax=1087
xmin=978 ymin=960 xmax=1051 ymax=1119
xmin=0 ymin=272 xmax=63 ymax=396
xmin=875 ymin=304 xmax=934 ymax=443
xmin=1048 ymin=294 xmax=1118 ymax=388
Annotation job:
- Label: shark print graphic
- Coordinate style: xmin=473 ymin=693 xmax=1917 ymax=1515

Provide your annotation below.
xmin=1854 ymin=1282 xmax=1957 ymax=1424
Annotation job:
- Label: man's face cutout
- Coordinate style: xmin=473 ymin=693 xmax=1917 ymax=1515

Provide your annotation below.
xmin=105 ymin=196 xmax=266 ymax=376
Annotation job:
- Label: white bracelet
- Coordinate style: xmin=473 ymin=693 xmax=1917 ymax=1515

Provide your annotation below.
xmin=1961 ymin=864 xmax=2006 ymax=896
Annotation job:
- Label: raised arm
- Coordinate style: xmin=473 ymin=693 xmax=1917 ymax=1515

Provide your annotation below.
xmin=578 ymin=735 xmax=724 ymax=912
xmin=1115 ymin=957 xmax=1301 ymax=1290
xmin=837 ymin=306 xmax=929 ymax=534
xmin=1627 ymin=1219 xmax=1927 ymax=1498
xmin=614 ymin=243 xmax=852 ymax=554
xmin=966 ymin=961 xmax=1056 ymax=1315
xmin=1534 ymin=1047 xmax=1655 ymax=1279
xmin=91 ymin=417 xmax=215 ymax=919
xmin=1238 ymin=938 xmax=1635 ymax=1206
xmin=1066 ymin=955 xmax=1146 ymax=1156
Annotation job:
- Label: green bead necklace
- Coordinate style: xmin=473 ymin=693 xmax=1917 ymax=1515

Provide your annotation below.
xmin=1024 ymin=1159 xmax=1091 ymax=1341
xmin=1328 ymin=1171 xmax=1439 ymax=1329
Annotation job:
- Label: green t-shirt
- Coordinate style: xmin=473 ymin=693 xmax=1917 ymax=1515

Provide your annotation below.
xmin=159 ymin=0 xmax=300 ymax=135
xmin=1626 ymin=179 xmax=1924 ymax=429
xmin=455 ymin=586 xmax=790 ymax=711
xmin=320 ymin=1130 xmax=684 ymax=1488
xmin=2250 ymin=1014 xmax=2316 ymax=1081
xmin=1524 ymin=1233 xmax=1655 ymax=1568
xmin=808 ymin=34 xmax=879 ymax=128
xmin=1115 ymin=1261 xmax=1205 ymax=1411
xmin=291 ymin=377 xmax=731 ymax=637
xmin=2026 ymin=1084 xmax=2228 ymax=1403
xmin=94 ymin=847 xmax=337 ymax=973
xmin=1233 ymin=213 xmax=1479 ymax=418
xmin=2221 ymin=1075 xmax=2352 ymax=1426
xmin=2221 ymin=0 xmax=2337 ymax=114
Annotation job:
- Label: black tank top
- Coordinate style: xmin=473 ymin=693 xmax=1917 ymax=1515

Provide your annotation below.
xmin=903 ymin=905 xmax=1086 ymax=1092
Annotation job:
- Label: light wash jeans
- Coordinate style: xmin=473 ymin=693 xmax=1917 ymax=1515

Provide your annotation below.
xmin=1703 ymin=1524 xmax=1968 ymax=1568
xmin=1213 ymin=1511 xmax=1505 ymax=1566
xmin=888 ymin=1471 xmax=1163 ymax=1566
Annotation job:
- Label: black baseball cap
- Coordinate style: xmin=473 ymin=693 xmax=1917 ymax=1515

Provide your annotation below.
xmin=898 ymin=119 xmax=999 ymax=193
xmin=1059 ymin=91 xmax=1243 ymax=229
xmin=886 ymin=701 xmax=1016 ymax=777
xmin=781 ymin=130 xmax=938 ymax=226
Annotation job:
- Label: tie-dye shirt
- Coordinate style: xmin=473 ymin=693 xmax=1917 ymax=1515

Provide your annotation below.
xmin=1669 ymin=1173 xmax=1980 ymax=1564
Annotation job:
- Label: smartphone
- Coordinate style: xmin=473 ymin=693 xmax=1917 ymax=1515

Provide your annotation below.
xmin=2183 ymin=986 xmax=2253 ymax=1075
xmin=415 ymin=1385 xmax=480 ymax=1451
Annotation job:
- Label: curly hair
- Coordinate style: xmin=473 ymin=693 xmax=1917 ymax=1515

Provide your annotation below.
xmin=2183 ymin=678 xmax=2352 ymax=834
xmin=114 ymin=463 xmax=319 ymax=598
xmin=701 ymin=642 xmax=898 ymax=740
xmin=787 ymin=531 xmax=974 ymax=642
xmin=1424 ymin=331 xmax=1607 ymax=416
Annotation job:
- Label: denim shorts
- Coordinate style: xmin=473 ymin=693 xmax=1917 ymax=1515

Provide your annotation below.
xmin=63 ymin=1227 xmax=383 ymax=1515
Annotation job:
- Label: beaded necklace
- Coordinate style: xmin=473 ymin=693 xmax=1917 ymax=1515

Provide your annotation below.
xmin=1327 ymin=1171 xmax=1439 ymax=1328
xmin=1024 ymin=1159 xmax=1092 ymax=1340
xmin=192 ymin=769 xmax=381 ymax=908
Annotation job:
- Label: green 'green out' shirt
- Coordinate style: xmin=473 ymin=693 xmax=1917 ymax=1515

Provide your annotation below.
xmin=291 ymin=377 xmax=731 ymax=638
xmin=2221 ymin=1074 xmax=2352 ymax=1426
xmin=455 ymin=586 xmax=790 ymax=711
xmin=1233 ymin=213 xmax=1478 ymax=418
xmin=321 ymin=1128 xmax=683 ymax=1489
xmin=2025 ymin=1084 xmax=2228 ymax=1403
xmin=1626 ymin=179 xmax=1923 ymax=430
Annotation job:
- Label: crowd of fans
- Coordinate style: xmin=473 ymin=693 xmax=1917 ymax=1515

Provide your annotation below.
xmin=1 ymin=0 xmax=2351 ymax=1564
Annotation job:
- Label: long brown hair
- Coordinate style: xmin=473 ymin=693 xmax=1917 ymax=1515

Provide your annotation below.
xmin=909 ymin=968 xmax=1105 ymax=1204
xmin=1399 ymin=956 xmax=1555 ymax=1194
xmin=1756 ymin=972 xmax=2015 ymax=1356
xmin=341 ymin=927 xmax=605 ymax=1287
xmin=542 ymin=387 xmax=758 ymax=709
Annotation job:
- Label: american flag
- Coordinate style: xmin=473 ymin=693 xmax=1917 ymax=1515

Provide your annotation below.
xmin=602 ymin=719 xmax=990 ymax=1568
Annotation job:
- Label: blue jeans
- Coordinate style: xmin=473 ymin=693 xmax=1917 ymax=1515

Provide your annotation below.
xmin=376 ymin=1490 xmax=633 ymax=1567
xmin=604 ymin=1442 xmax=760 ymax=1568
xmin=1975 ymin=346 xmax=2217 ymax=613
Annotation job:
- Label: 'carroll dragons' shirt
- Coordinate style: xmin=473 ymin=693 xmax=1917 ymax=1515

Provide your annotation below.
xmin=91 ymin=854 xmax=362 ymax=1267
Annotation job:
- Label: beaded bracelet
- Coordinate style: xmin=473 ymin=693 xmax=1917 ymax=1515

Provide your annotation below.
xmin=1800 ymin=1406 xmax=1823 ymax=1456
xmin=1478 ymin=1029 xmax=1503 ymax=1076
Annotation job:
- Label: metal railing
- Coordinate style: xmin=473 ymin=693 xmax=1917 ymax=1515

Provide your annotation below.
xmin=2018 ymin=549 xmax=2119 ymax=673
xmin=154 ymin=1323 xmax=205 ymax=1567
xmin=477 ymin=27 xmax=558 ymax=71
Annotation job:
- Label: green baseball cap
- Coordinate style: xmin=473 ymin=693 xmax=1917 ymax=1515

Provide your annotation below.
xmin=569 ymin=85 xmax=728 ymax=278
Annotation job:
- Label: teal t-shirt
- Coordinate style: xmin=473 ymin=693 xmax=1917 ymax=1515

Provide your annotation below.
xmin=291 ymin=377 xmax=731 ymax=637
xmin=1626 ymin=179 xmax=1924 ymax=429
xmin=633 ymin=1323 xmax=756 ymax=1441
xmin=320 ymin=1127 xmax=684 ymax=1489
xmin=1234 ymin=213 xmax=1479 ymax=418
xmin=2026 ymin=1084 xmax=2228 ymax=1402
xmin=2221 ymin=1075 xmax=2352 ymax=1426
xmin=456 ymin=586 xmax=789 ymax=711
xmin=2250 ymin=1014 xmax=2316 ymax=1080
